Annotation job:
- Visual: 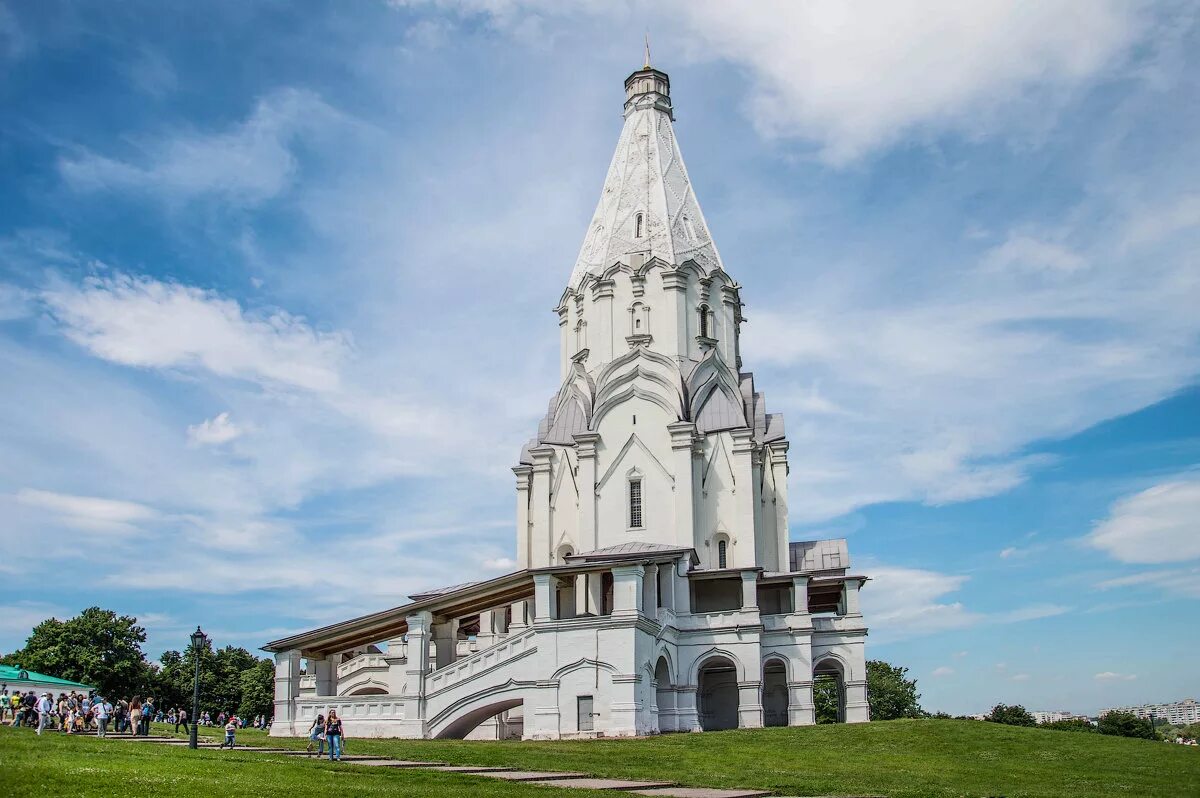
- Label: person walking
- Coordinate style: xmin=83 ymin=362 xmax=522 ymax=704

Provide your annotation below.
xmin=221 ymin=715 xmax=237 ymax=749
xmin=36 ymin=692 xmax=53 ymax=735
xmin=175 ymin=707 xmax=189 ymax=735
xmin=305 ymin=713 xmax=325 ymax=757
xmin=141 ymin=696 xmax=155 ymax=735
xmin=324 ymin=709 xmax=344 ymax=762
xmin=129 ymin=697 xmax=142 ymax=737
xmin=95 ymin=697 xmax=111 ymax=737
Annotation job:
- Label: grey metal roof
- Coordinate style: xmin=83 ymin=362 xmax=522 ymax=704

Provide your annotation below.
xmin=565 ymin=542 xmax=698 ymax=564
xmin=408 ymin=580 xmax=483 ymax=600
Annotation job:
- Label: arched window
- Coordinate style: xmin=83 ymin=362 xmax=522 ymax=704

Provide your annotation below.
xmin=629 ymin=302 xmax=649 ymax=337
xmin=717 ymin=539 xmax=728 ymax=569
xmin=698 ymin=304 xmax=711 ymax=339
xmin=629 ymin=478 xmax=644 ymax=528
xmin=634 ymin=212 xmax=644 ymax=239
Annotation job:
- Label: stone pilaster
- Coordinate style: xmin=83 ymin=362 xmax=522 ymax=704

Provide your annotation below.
xmin=740 ymin=570 xmax=758 ymax=610
xmin=737 ymin=680 xmax=764 ymax=729
xmin=730 ymin=428 xmax=756 ymax=567
xmin=513 ymin=465 xmax=532 ymax=569
xmin=270 ymin=650 xmax=301 ymax=736
xmin=529 ymin=447 xmax=555 ymax=569
xmin=573 ymin=432 xmax=600 ymax=553
xmin=400 ymin=611 xmax=432 ymax=737
xmin=668 ymin=421 xmax=696 ymax=550
xmin=611 ymin=564 xmax=645 ymax=617
xmin=788 ymin=680 xmax=816 ymax=726
xmin=768 ymin=440 xmax=790 ymax=572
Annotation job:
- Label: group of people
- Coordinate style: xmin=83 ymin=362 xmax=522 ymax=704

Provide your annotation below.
xmin=2 ymin=690 xmax=172 ymax=737
xmin=304 ymin=710 xmax=346 ymax=761
xmin=2 ymin=687 xmax=272 ymax=740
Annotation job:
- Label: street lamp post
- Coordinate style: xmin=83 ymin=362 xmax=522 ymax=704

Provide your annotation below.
xmin=189 ymin=626 xmax=207 ymax=750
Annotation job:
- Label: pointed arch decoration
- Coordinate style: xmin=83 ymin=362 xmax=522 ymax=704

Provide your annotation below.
xmin=596 ymin=433 xmax=674 ymax=493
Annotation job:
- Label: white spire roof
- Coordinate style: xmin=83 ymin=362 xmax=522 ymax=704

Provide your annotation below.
xmin=568 ymin=67 xmax=724 ymax=288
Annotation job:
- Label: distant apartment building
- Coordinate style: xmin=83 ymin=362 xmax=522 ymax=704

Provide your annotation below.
xmin=1032 ymin=710 xmax=1085 ymax=724
xmin=1101 ymin=698 xmax=1199 ymax=725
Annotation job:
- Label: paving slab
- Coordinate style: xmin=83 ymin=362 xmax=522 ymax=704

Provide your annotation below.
xmin=631 ymin=789 xmax=772 ymax=798
xmin=346 ymin=759 xmax=447 ymax=768
xmin=524 ymin=777 xmax=675 ymax=791
xmin=428 ymin=765 xmax=515 ymax=772
xmin=476 ymin=771 xmax=589 ymax=782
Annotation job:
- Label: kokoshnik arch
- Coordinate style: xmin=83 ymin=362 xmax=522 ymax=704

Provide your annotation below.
xmin=264 ymin=60 xmax=871 ymax=740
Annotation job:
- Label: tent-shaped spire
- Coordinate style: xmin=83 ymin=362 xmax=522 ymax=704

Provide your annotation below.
xmin=568 ymin=64 xmax=724 ymax=288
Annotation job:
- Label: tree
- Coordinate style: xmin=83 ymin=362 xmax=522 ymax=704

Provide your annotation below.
xmin=866 ymin=660 xmax=923 ymax=720
xmin=238 ymin=659 xmax=275 ymax=719
xmin=0 ymin=607 xmax=151 ymax=699
xmin=1097 ymin=711 xmax=1157 ymax=740
xmin=985 ymin=704 xmax=1037 ymax=726
xmin=813 ymin=675 xmax=839 ymax=723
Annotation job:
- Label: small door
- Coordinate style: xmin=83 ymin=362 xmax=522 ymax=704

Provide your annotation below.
xmin=577 ymin=695 xmax=594 ymax=731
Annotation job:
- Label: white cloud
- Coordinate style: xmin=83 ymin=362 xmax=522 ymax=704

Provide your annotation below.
xmin=981 ymin=234 xmax=1087 ymax=275
xmin=1095 ymin=567 xmax=1200 ymax=599
xmin=931 ymin=666 xmax=955 ymax=677
xmin=58 ymin=89 xmax=339 ymax=204
xmin=187 ymin=412 xmax=245 ymax=446
xmin=482 ymin=556 xmax=517 ymax=571
xmin=995 ymin=604 xmax=1072 ymax=624
xmin=1011 ymin=673 xmax=1032 ymax=682
xmin=1086 ymin=477 xmax=1200 ymax=564
xmin=0 ymin=283 xmax=32 ymax=320
xmin=861 ymin=566 xmax=982 ymax=643
xmin=1094 ymin=671 xmax=1137 ymax=682
xmin=953 ymin=651 xmax=969 ymax=659
xmin=14 ymin=487 xmax=156 ymax=537
xmin=42 ymin=273 xmax=350 ymax=392
xmin=673 ymin=1 xmax=1147 ymax=164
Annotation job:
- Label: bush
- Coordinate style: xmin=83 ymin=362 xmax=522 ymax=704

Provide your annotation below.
xmin=985 ymin=704 xmax=1037 ymax=727
xmin=1042 ymin=718 xmax=1094 ymax=733
xmin=1097 ymin=711 xmax=1157 ymax=740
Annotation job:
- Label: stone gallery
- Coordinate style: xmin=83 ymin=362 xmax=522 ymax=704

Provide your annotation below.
xmin=265 ymin=60 xmax=870 ymax=740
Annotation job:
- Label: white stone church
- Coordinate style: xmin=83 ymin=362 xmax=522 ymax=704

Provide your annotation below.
xmin=266 ymin=61 xmax=869 ymax=740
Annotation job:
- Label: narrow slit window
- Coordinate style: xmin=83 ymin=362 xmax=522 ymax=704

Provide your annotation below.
xmin=717 ymin=539 xmax=728 ymax=569
xmin=635 ymin=213 xmax=644 ymax=238
xmin=699 ymin=305 xmax=710 ymax=338
xmin=629 ymin=479 xmax=643 ymax=528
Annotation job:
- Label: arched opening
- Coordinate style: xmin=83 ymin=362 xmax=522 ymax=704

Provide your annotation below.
xmin=717 ymin=539 xmax=728 ymax=569
xmin=813 ymin=657 xmax=847 ymax=724
xmin=628 ymin=474 xmax=644 ymax=529
xmin=654 ymin=656 xmax=676 ymax=733
xmin=348 ymin=686 xmax=387 ymax=696
xmin=762 ymin=659 xmax=789 ymax=727
xmin=556 ymin=544 xmax=575 ymax=565
xmin=697 ymin=656 xmax=739 ymax=731
xmin=698 ymin=304 xmax=712 ymax=339
xmin=435 ymin=698 xmax=524 ymax=740
xmin=635 ymin=212 xmax=644 ymax=238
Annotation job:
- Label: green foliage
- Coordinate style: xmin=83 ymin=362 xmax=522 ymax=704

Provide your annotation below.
xmin=813 ymin=674 xmax=839 ymax=723
xmin=154 ymin=641 xmax=273 ymax=717
xmin=1042 ymin=718 xmax=1095 ymax=733
xmin=1097 ymin=710 xmax=1157 ymax=740
xmin=865 ymin=660 xmax=923 ymax=720
xmin=985 ymin=703 xmax=1037 ymax=727
xmin=0 ymin=607 xmax=151 ymax=699
xmin=238 ymin=659 xmax=275 ymax=719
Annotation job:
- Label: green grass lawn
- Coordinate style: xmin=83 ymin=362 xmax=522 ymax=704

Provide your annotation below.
xmin=156 ymin=718 xmax=1199 ymax=798
xmin=0 ymin=725 xmax=608 ymax=798
xmin=5 ymin=719 xmax=1198 ymax=797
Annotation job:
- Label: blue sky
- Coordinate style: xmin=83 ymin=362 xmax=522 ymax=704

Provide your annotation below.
xmin=1 ymin=1 xmax=1198 ymax=716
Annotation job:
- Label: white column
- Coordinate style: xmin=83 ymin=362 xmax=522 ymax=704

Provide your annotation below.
xmin=433 ymin=619 xmax=458 ymax=669
xmin=769 ymin=440 xmax=790 ymax=572
xmin=533 ymin=573 xmax=556 ymax=621
xmin=738 ymin=680 xmax=764 ymax=729
xmin=477 ymin=611 xmax=499 ymax=649
xmin=270 ymin=650 xmax=301 ymax=736
xmin=587 ymin=572 xmax=605 ymax=615
xmin=843 ymin=578 xmax=863 ymax=616
xmin=508 ymin=598 xmax=529 ymax=631
xmin=611 ymin=564 xmax=645 ymax=617
xmin=592 ymin=278 xmax=616 ymax=365
xmin=401 ymin=611 xmax=432 ymax=736
xmin=513 ymin=465 xmax=532 ymax=569
xmin=575 ymin=573 xmax=590 ymax=616
xmin=675 ymin=686 xmax=700 ymax=732
xmin=384 ymin=636 xmax=408 ymax=694
xmin=668 ymin=422 xmax=696 ymax=550
xmin=788 ymin=680 xmax=816 ymax=726
xmin=792 ymin=575 xmax=810 ymax=615
xmin=740 ymin=570 xmax=758 ymax=610
xmin=642 ymin=563 xmax=659 ymax=615
xmin=574 ymin=432 xmax=600 ymax=553
xmin=313 ymin=655 xmax=336 ymax=697
xmin=529 ymin=448 xmax=555 ymax=569
xmin=660 ymin=268 xmax=687 ymax=359
xmin=730 ymin=428 xmax=756 ymax=567
xmin=673 ymin=557 xmax=692 ymax=615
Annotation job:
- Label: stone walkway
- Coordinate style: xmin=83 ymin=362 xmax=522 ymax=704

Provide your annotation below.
xmin=99 ymin=735 xmax=883 ymax=798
